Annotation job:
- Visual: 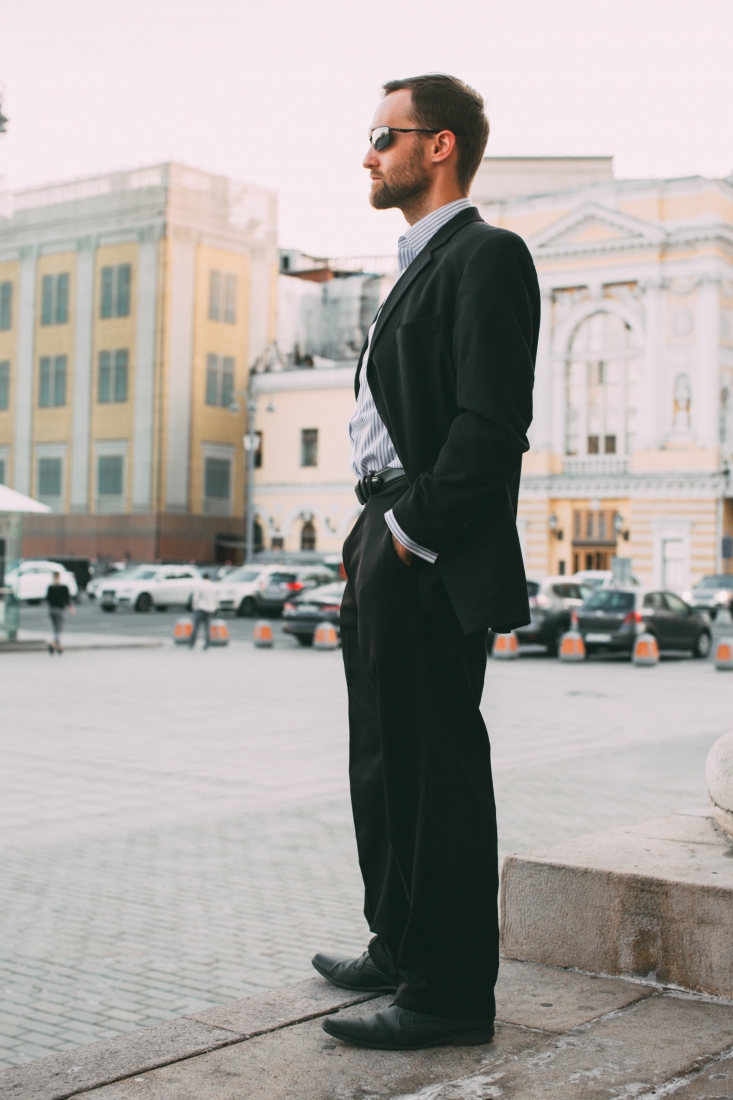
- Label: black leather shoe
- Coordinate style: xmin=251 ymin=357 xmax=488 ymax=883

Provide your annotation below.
xmin=311 ymin=949 xmax=397 ymax=993
xmin=322 ymin=1004 xmax=495 ymax=1050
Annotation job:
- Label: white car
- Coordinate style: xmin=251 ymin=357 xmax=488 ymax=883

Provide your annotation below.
xmin=99 ymin=564 xmax=202 ymax=612
xmin=216 ymin=564 xmax=282 ymax=616
xmin=6 ymin=560 xmax=79 ymax=603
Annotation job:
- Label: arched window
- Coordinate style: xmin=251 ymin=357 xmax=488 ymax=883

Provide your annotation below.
xmin=254 ymin=520 xmax=263 ymax=552
xmin=565 ymin=313 xmax=638 ymax=457
xmin=300 ymin=520 xmax=316 ymax=550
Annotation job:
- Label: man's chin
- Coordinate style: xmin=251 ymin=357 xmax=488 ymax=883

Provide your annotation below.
xmin=369 ymin=185 xmax=395 ymax=211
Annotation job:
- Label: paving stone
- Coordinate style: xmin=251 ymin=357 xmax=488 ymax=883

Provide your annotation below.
xmin=495 ymin=958 xmax=653 ymax=1031
xmin=1 ymin=644 xmax=729 ymax=1064
xmin=664 ymin=1053 xmax=733 ymax=1098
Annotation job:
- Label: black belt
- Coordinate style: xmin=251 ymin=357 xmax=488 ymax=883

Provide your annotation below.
xmin=355 ymin=466 xmax=408 ymax=505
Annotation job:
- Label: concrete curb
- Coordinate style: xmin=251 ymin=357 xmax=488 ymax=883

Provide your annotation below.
xmin=0 ymin=979 xmax=377 ymax=1100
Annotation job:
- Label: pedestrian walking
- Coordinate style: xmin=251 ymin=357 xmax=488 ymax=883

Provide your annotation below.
xmin=189 ymin=576 xmax=219 ymax=649
xmin=314 ymin=74 xmax=539 ymax=1050
xmin=46 ymin=571 xmax=75 ymax=654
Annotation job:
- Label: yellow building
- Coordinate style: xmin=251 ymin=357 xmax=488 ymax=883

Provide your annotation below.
xmin=255 ymin=159 xmax=733 ymax=591
xmin=0 ymin=163 xmax=277 ymax=562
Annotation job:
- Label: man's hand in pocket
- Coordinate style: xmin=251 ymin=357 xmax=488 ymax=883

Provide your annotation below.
xmin=392 ymin=534 xmax=413 ymax=566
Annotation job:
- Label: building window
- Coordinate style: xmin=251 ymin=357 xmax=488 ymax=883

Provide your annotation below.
xmin=205 ymin=457 xmax=231 ymax=499
xmin=301 ymin=520 xmax=316 ymax=550
xmin=39 ymin=356 xmax=67 ymax=407
xmin=0 ymin=458 xmax=5 ymax=484
xmin=98 ymin=349 xmax=129 ymax=403
xmin=565 ymin=313 xmax=637 ymax=457
xmin=209 ymin=270 xmax=237 ymax=323
xmin=205 ymin=354 xmax=235 ymax=407
xmin=98 ymin=455 xmax=124 ymax=496
xmin=38 ymin=457 xmax=62 ymax=498
xmin=0 ymin=361 xmax=8 ymax=410
xmin=0 ymin=282 xmax=12 ymax=330
xmin=301 ymin=428 xmax=318 ymax=467
xmin=254 ymin=431 xmax=263 ymax=468
xmin=40 ymin=273 xmax=70 ymax=325
xmin=100 ymin=264 xmax=132 ymax=319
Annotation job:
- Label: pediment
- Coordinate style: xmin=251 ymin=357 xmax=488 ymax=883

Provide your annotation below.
xmin=530 ymin=203 xmax=665 ymax=254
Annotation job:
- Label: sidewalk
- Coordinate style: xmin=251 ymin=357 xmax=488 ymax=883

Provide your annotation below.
xmin=3 ymin=962 xmax=733 ymax=1100
xmin=13 ymin=630 xmax=164 ymax=651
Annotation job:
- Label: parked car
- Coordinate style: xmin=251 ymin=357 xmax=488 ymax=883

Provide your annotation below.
xmin=686 ymin=575 xmax=733 ymax=618
xmin=6 ymin=560 xmax=79 ymax=603
xmin=282 ymin=581 xmax=346 ymax=645
xmin=216 ymin=564 xmax=285 ymax=616
xmin=572 ymin=569 xmax=641 ymax=589
xmin=255 ymin=566 xmax=336 ymax=616
xmin=574 ymin=587 xmax=711 ymax=658
xmin=515 ymin=577 xmax=593 ymax=654
xmin=99 ymin=564 xmax=202 ymax=612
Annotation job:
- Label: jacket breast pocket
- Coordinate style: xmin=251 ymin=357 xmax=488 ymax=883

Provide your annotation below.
xmin=396 ymin=314 xmax=441 ymax=347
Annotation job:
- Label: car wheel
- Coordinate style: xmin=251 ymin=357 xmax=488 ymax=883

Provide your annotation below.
xmin=27 ymin=598 xmax=42 ymax=606
xmin=101 ymin=605 xmax=116 ymax=613
xmin=296 ymin=634 xmax=314 ymax=646
xmin=693 ymin=630 xmax=712 ymax=659
xmin=155 ymin=605 xmax=168 ymax=612
xmin=238 ymin=596 xmax=256 ymax=618
xmin=546 ymin=634 xmax=560 ymax=657
xmin=135 ymin=592 xmax=152 ymax=612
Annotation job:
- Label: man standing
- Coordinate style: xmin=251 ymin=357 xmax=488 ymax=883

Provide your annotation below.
xmin=313 ymin=74 xmax=539 ymax=1050
xmin=189 ymin=575 xmax=219 ymax=649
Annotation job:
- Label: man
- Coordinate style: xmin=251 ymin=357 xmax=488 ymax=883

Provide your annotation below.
xmin=189 ymin=575 xmax=219 ymax=649
xmin=46 ymin=571 xmax=75 ymax=654
xmin=313 ymin=74 xmax=540 ymax=1050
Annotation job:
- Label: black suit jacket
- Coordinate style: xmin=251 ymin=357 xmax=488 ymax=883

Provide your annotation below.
xmin=356 ymin=206 xmax=540 ymax=634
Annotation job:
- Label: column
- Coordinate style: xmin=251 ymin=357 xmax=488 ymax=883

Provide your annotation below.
xmin=636 ymin=281 xmax=664 ymax=450
xmin=164 ymin=227 xmax=196 ymax=512
xmin=132 ymin=227 xmax=160 ymax=511
xmin=13 ymin=247 xmax=37 ymax=495
xmin=70 ymin=237 xmax=95 ymax=511
xmin=695 ymin=276 xmax=720 ymax=448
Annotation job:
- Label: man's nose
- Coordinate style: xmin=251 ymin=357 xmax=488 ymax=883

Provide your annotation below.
xmin=363 ymin=145 xmax=379 ymax=169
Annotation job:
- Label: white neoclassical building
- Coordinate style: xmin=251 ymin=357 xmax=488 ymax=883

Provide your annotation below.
xmin=252 ymin=158 xmax=733 ymax=591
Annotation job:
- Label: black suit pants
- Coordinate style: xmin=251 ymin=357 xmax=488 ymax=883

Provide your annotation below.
xmin=340 ymin=485 xmax=499 ymax=1020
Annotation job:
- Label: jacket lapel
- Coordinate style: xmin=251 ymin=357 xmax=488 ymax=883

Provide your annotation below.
xmin=369 ymin=206 xmax=483 ymax=358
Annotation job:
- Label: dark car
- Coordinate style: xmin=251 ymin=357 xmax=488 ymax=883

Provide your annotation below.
xmin=515 ymin=577 xmax=592 ymax=655
xmin=256 ymin=567 xmax=335 ymax=616
xmin=575 ymin=587 xmax=711 ymax=658
xmin=687 ymin=575 xmax=733 ymax=618
xmin=282 ymin=581 xmax=346 ymax=645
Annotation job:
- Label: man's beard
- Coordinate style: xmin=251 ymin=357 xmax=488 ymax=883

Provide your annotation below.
xmin=370 ymin=141 xmax=431 ymax=211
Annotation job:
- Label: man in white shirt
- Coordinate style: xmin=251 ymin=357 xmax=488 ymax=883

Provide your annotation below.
xmin=189 ymin=577 xmax=219 ymax=650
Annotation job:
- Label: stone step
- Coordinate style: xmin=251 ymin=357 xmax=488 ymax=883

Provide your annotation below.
xmin=501 ymin=808 xmax=733 ymax=997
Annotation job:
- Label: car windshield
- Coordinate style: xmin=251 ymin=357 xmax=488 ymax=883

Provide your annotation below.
xmin=268 ymin=573 xmax=296 ymax=584
xmin=526 ymin=581 xmax=540 ymax=596
xmin=310 ymin=582 xmax=347 ymax=600
xmin=697 ymin=576 xmax=733 ymax=589
xmin=583 ymin=590 xmax=635 ymax=611
xmin=126 ymin=568 xmax=158 ymax=580
xmin=226 ymin=569 xmax=261 ymax=583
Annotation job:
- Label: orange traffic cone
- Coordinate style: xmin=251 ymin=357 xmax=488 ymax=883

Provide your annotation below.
xmin=314 ymin=621 xmax=339 ymax=650
xmin=492 ymin=632 xmax=519 ymax=659
xmin=715 ymin=636 xmax=733 ymax=670
xmin=253 ymin=620 xmax=274 ymax=648
xmin=208 ymin=618 xmax=229 ymax=646
xmin=559 ymin=631 xmax=585 ymax=662
xmin=633 ymin=632 xmax=659 ymax=666
xmin=173 ymin=617 xmax=194 ymax=644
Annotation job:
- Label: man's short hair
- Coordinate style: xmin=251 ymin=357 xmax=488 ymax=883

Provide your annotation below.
xmin=382 ymin=73 xmax=489 ymax=192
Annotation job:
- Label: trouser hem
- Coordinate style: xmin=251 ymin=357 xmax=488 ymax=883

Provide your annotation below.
xmin=393 ymin=989 xmax=496 ymax=1021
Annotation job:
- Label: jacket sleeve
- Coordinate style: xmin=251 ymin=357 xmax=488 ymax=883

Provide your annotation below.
xmin=390 ymin=232 xmax=538 ymax=555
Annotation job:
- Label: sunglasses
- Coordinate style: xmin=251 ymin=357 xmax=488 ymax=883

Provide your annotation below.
xmin=368 ymin=125 xmax=465 ymax=152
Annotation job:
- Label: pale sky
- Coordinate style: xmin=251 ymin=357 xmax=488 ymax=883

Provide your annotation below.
xmin=2 ymin=0 xmax=732 ymax=257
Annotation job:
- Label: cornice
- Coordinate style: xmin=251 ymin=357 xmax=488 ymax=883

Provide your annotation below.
xmin=520 ymin=469 xmax=729 ymax=498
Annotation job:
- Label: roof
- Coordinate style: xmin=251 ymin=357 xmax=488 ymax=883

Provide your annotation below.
xmin=0 ymin=484 xmax=52 ymax=514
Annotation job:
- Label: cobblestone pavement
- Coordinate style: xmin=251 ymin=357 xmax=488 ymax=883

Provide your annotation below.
xmin=1 ymin=635 xmax=730 ymax=1066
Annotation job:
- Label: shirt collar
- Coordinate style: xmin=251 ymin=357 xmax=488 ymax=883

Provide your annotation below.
xmin=397 ymin=198 xmax=474 ymax=272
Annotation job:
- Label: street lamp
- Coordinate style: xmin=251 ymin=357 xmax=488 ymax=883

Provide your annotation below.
xmin=243 ymin=394 xmax=258 ymax=563
xmin=548 ymin=513 xmax=563 ymax=540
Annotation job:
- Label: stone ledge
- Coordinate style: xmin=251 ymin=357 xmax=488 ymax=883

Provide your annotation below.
xmin=501 ymin=809 xmax=733 ymax=997
xmin=0 ymin=980 xmax=377 ymax=1100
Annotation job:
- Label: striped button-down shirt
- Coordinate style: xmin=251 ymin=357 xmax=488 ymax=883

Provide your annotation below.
xmin=348 ymin=198 xmax=473 ymax=563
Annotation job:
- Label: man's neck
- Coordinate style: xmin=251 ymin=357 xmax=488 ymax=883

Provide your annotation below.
xmin=401 ymin=186 xmax=468 ymax=227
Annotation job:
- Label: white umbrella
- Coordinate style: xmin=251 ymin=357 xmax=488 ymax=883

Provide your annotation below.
xmin=0 ymin=484 xmax=51 ymax=514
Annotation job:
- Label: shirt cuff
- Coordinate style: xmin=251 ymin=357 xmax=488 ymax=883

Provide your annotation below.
xmin=384 ymin=509 xmax=438 ymax=564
